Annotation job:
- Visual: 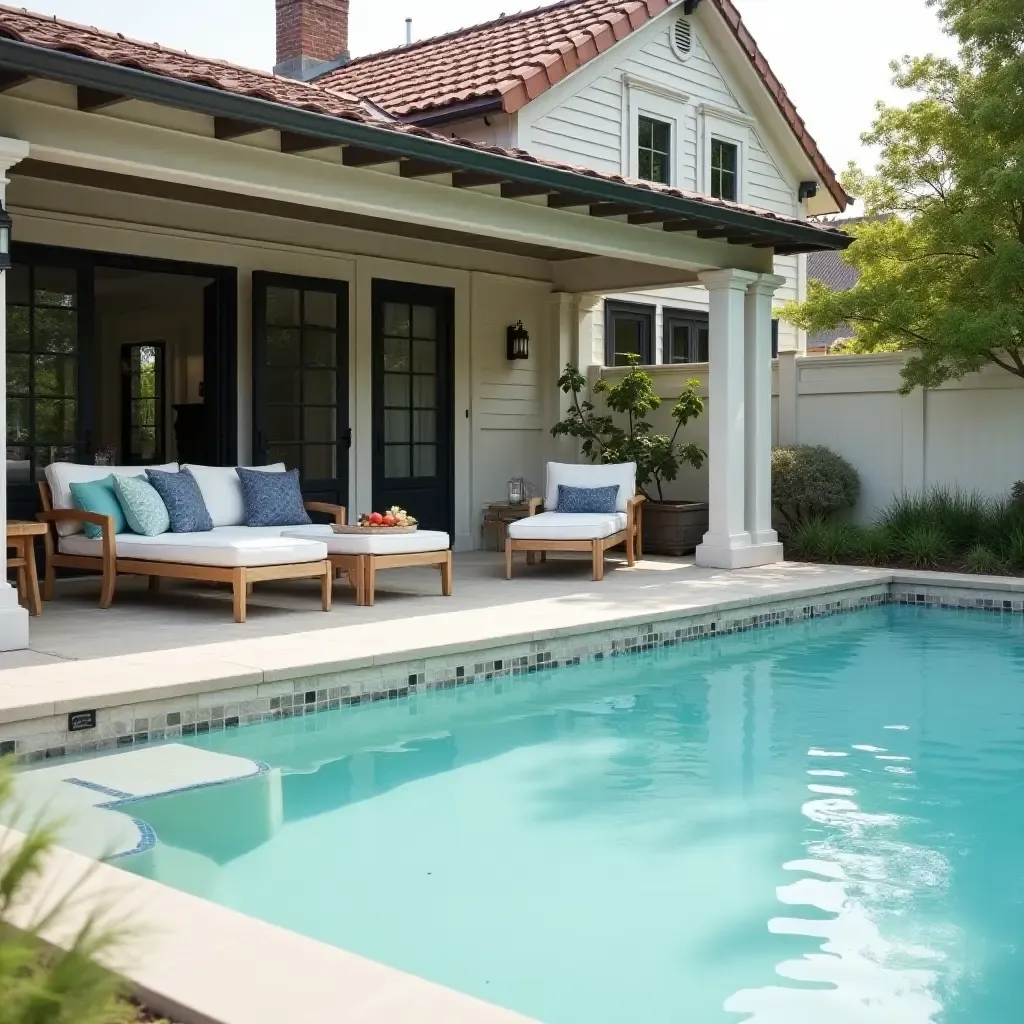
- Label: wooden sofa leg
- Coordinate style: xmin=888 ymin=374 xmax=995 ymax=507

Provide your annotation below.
xmin=99 ymin=565 xmax=116 ymax=609
xmin=440 ymin=551 xmax=453 ymax=597
xmin=320 ymin=561 xmax=333 ymax=612
xmin=232 ymin=568 xmax=248 ymax=623
xmin=505 ymin=540 xmax=514 ymax=580
xmin=43 ymin=561 xmax=55 ymax=602
xmin=626 ymin=530 xmax=636 ymax=567
xmin=149 ymin=575 xmax=161 ymax=593
xmin=364 ymin=557 xmax=377 ymax=607
xmin=591 ymin=541 xmax=602 ymax=581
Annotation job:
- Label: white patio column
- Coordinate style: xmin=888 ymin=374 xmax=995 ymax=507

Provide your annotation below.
xmin=744 ymin=274 xmax=786 ymax=561
xmin=695 ymin=268 xmax=757 ymax=569
xmin=0 ymin=137 xmax=30 ymax=651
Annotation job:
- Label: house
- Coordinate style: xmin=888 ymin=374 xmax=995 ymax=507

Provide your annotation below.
xmin=320 ymin=0 xmax=849 ymax=365
xmin=805 ymin=246 xmax=858 ymax=353
xmin=0 ymin=1 xmax=847 ymax=650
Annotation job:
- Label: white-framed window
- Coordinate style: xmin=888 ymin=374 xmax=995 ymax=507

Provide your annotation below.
xmin=710 ymin=138 xmax=739 ymax=201
xmin=623 ymin=74 xmax=689 ymax=187
xmin=637 ymin=115 xmax=672 ymax=185
xmin=697 ymin=103 xmax=752 ymax=204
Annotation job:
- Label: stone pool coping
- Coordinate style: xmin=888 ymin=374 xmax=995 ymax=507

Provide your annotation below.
xmin=0 ymin=565 xmax=895 ymax=728
xmin=0 ymin=822 xmax=539 ymax=1024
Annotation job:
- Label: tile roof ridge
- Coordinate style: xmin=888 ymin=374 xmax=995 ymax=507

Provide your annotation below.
xmin=0 ymin=2 xmax=363 ymax=103
xmin=339 ymin=0 xmax=621 ymax=70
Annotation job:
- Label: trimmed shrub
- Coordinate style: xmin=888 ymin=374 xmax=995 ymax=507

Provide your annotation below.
xmin=964 ymin=544 xmax=1004 ymax=576
xmin=772 ymin=445 xmax=860 ymax=529
xmin=898 ymin=524 xmax=951 ymax=569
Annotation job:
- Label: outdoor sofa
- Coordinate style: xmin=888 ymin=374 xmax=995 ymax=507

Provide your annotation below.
xmin=38 ymin=463 xmax=339 ymax=622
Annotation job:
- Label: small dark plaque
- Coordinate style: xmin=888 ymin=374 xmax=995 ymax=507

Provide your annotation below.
xmin=68 ymin=710 xmax=97 ymax=733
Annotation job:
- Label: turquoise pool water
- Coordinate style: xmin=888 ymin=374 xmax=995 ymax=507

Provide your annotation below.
xmin=118 ymin=606 xmax=1024 ymax=1023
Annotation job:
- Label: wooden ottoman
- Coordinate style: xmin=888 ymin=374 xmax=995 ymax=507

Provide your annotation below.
xmin=282 ymin=527 xmax=452 ymax=607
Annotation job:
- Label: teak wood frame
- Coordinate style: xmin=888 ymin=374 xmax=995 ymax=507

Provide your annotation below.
xmin=36 ymin=482 xmax=343 ymax=623
xmin=504 ymin=495 xmax=645 ymax=581
xmin=330 ymin=549 xmax=453 ymax=607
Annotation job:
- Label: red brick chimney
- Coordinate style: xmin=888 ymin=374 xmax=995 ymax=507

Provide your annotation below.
xmin=274 ymin=0 xmax=350 ymax=81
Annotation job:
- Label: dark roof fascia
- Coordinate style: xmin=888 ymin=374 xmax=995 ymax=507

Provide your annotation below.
xmin=0 ymin=38 xmax=850 ymax=254
xmin=401 ymin=95 xmax=505 ymax=127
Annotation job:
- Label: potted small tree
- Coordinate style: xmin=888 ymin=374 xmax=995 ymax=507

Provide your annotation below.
xmin=551 ymin=358 xmax=709 ymax=555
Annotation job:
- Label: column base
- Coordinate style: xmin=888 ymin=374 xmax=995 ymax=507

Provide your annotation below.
xmin=0 ymin=588 xmax=28 ymax=650
xmin=695 ymin=539 xmax=785 ymax=570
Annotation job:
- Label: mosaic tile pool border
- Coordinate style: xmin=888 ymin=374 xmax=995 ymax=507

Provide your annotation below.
xmin=4 ymin=577 xmax=1021 ymax=765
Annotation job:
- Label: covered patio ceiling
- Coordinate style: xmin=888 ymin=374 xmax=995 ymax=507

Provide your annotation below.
xmin=0 ymin=21 xmax=851 ymax=260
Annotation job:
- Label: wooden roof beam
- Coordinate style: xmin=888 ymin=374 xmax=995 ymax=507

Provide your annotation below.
xmin=0 ymin=70 xmax=29 ymax=93
xmin=663 ymin=218 xmax=721 ymax=233
xmin=548 ymin=193 xmax=592 ymax=209
xmin=214 ymin=117 xmax=268 ymax=141
xmin=77 ymin=87 xmax=130 ymax=113
xmin=502 ymin=181 xmax=557 ymax=199
xmin=451 ymin=170 xmax=505 ymax=188
xmin=342 ymin=145 xmax=399 ymax=168
xmin=628 ymin=211 xmax=674 ymax=225
xmin=589 ymin=202 xmax=636 ymax=218
xmin=400 ymin=158 xmax=456 ymax=178
xmin=281 ymin=131 xmax=336 ymax=154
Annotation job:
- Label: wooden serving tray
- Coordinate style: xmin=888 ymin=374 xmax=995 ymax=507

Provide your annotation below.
xmin=333 ymin=524 xmax=418 ymax=535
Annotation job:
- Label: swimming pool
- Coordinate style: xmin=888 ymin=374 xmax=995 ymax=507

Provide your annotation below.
xmin=109 ymin=605 xmax=1023 ymax=1023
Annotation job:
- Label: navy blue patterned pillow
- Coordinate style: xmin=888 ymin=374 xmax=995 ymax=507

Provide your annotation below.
xmin=236 ymin=468 xmax=311 ymax=528
xmin=556 ymin=484 xmax=620 ymax=514
xmin=146 ymin=468 xmax=214 ymax=533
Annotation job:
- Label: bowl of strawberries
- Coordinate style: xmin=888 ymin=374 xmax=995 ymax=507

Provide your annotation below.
xmin=334 ymin=506 xmax=418 ymax=534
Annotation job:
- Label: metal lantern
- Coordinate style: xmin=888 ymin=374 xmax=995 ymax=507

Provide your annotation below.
xmin=506 ymin=320 xmax=529 ymax=361
xmin=507 ymin=476 xmax=526 ymax=506
xmin=0 ymin=200 xmax=11 ymax=272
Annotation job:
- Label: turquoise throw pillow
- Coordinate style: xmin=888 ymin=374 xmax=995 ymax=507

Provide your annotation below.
xmin=70 ymin=476 xmax=127 ymax=539
xmin=113 ymin=474 xmax=170 ymax=536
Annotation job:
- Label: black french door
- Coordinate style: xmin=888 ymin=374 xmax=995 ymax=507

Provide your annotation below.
xmin=372 ymin=279 xmax=454 ymax=534
xmin=252 ymin=272 xmax=349 ymax=507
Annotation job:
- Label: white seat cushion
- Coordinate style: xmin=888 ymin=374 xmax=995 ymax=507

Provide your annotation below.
xmin=46 ymin=462 xmax=178 ymax=537
xmin=509 ymin=511 xmax=626 ymax=541
xmin=183 ymin=464 xmax=285 ymax=528
xmin=544 ymin=462 xmax=636 ymax=514
xmin=59 ymin=525 xmax=327 ymax=568
xmin=282 ymin=526 xmax=450 ymax=555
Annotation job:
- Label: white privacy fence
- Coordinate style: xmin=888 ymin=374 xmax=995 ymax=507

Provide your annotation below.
xmin=593 ymin=352 xmax=1024 ymax=523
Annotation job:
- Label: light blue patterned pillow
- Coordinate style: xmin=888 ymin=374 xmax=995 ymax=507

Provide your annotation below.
xmin=113 ymin=474 xmax=170 ymax=536
xmin=146 ymin=468 xmax=214 ymax=533
xmin=236 ymin=467 xmax=311 ymax=528
xmin=556 ymin=484 xmax=620 ymax=514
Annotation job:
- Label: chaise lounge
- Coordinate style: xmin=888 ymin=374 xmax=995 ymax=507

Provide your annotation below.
xmin=505 ymin=461 xmax=644 ymax=581
xmin=38 ymin=463 xmax=338 ymax=622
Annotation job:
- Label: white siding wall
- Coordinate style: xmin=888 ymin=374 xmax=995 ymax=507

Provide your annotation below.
xmin=515 ymin=11 xmax=807 ymax=359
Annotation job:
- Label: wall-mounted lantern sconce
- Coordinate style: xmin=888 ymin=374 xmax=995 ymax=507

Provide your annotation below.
xmin=507 ymin=320 xmax=530 ymax=361
xmin=798 ymin=180 xmax=819 ymax=202
xmin=0 ymin=201 xmax=12 ymax=272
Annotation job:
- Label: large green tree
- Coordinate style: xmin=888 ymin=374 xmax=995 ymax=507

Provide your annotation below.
xmin=783 ymin=0 xmax=1024 ymax=392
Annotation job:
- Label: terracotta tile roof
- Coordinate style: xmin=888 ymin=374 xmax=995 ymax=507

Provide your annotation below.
xmin=324 ymin=0 xmax=673 ymax=120
xmin=0 ymin=3 xmax=381 ymax=124
xmin=0 ymin=4 xmax=850 ymax=251
xmin=323 ymin=0 xmax=847 ymax=210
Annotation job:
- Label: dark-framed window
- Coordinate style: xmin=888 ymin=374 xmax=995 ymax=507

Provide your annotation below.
xmin=710 ymin=138 xmax=739 ymax=201
xmin=605 ymin=300 xmax=654 ymax=366
xmin=121 ymin=342 xmax=165 ymax=464
xmin=664 ymin=308 xmax=710 ymax=364
xmin=6 ymin=261 xmax=89 ymax=485
xmin=638 ymin=115 xmax=671 ymax=185
xmin=772 ymin=318 xmax=780 ymax=358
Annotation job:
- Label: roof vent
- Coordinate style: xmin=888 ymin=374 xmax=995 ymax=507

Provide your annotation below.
xmin=672 ymin=16 xmax=693 ymax=60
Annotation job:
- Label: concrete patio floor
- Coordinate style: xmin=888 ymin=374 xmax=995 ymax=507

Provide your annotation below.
xmin=2 ymin=551 xmax=886 ymax=668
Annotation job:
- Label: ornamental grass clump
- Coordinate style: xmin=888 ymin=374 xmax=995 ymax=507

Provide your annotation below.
xmin=771 ymin=445 xmax=860 ymax=529
xmin=964 ymin=544 xmax=1005 ymax=576
xmin=898 ymin=523 xmax=952 ymax=569
xmin=0 ymin=758 xmax=152 ymax=1024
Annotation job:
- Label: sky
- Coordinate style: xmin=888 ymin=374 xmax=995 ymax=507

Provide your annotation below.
xmin=28 ymin=0 xmax=958 ymax=192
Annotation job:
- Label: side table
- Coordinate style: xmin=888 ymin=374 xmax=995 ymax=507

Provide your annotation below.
xmin=7 ymin=520 xmax=47 ymax=616
xmin=481 ymin=503 xmax=534 ymax=551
